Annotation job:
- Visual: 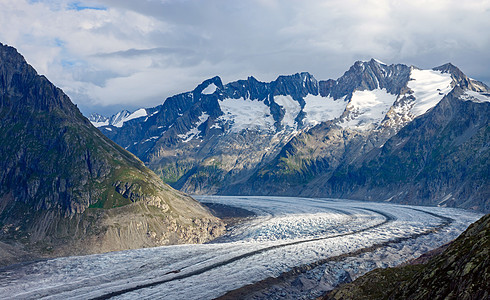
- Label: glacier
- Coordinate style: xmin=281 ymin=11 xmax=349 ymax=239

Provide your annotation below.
xmin=0 ymin=196 xmax=481 ymax=299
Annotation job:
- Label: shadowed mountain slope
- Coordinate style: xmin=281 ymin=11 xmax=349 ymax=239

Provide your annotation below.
xmin=0 ymin=43 xmax=224 ymax=266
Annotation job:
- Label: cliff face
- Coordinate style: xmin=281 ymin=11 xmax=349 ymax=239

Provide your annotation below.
xmin=325 ymin=214 xmax=490 ymax=300
xmin=0 ymin=43 xmax=224 ymax=266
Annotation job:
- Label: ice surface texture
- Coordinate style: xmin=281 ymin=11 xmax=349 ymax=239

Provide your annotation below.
xmin=0 ymin=196 xmax=481 ymax=300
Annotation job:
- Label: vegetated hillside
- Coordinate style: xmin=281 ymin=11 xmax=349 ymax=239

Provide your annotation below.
xmin=0 ymin=43 xmax=224 ymax=266
xmin=325 ymin=213 xmax=490 ymax=300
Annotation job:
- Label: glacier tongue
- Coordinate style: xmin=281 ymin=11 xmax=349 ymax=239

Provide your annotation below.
xmin=274 ymin=95 xmax=302 ymax=130
xmin=0 ymin=196 xmax=482 ymax=300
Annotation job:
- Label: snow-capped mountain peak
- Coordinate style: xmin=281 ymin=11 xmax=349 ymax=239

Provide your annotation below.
xmin=90 ymin=61 xmax=488 ymax=138
xmin=88 ymin=113 xmax=109 ymax=127
xmin=85 ymin=60 xmax=489 ymax=202
xmin=88 ymin=108 xmax=148 ymax=128
xmin=89 ymin=60 xmax=488 ymax=162
xmin=112 ymin=108 xmax=147 ymax=128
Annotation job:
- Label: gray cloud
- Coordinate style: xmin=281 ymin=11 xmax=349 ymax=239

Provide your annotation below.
xmin=92 ymin=47 xmax=196 ymax=58
xmin=1 ymin=0 xmax=489 ymax=116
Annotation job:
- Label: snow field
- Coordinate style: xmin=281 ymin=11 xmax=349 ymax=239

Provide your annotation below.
xmin=462 ymin=90 xmax=490 ymax=103
xmin=273 ymin=95 xmax=302 ymax=130
xmin=218 ymin=97 xmax=275 ymax=132
xmin=303 ymin=94 xmax=347 ymax=126
xmin=407 ymin=69 xmax=452 ymax=117
xmin=340 ymin=88 xmax=397 ymax=129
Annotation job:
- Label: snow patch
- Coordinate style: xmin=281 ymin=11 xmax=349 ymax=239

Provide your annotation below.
xmin=437 ymin=194 xmax=452 ymax=206
xmin=303 ymin=94 xmax=347 ymax=126
xmin=218 ymin=97 xmax=274 ymax=132
xmin=461 ymin=90 xmax=490 ymax=103
xmin=274 ymin=95 xmax=301 ymax=130
xmin=142 ymin=136 xmax=160 ymax=143
xmin=408 ymin=69 xmax=452 ymax=117
xmin=91 ymin=120 xmax=109 ymax=127
xmin=151 ymin=110 xmax=159 ymax=116
xmin=340 ymin=89 xmax=397 ymax=129
xmin=177 ymin=113 xmax=209 ymax=142
xmin=202 ymin=83 xmax=218 ymax=95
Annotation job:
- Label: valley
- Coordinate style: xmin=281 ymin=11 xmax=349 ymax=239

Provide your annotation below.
xmin=1 ymin=2 xmax=489 ymax=299
xmin=0 ymin=196 xmax=481 ymax=299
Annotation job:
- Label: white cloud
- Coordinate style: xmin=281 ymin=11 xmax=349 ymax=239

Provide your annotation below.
xmin=1 ymin=0 xmax=489 ymax=116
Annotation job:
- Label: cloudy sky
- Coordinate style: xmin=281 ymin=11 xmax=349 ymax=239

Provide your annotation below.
xmin=1 ymin=0 xmax=489 ymax=116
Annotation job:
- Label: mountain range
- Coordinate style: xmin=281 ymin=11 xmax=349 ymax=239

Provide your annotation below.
xmin=90 ymin=59 xmax=490 ymax=212
xmin=1 ymin=41 xmax=488 ymax=299
xmin=0 ymin=43 xmax=224 ymax=266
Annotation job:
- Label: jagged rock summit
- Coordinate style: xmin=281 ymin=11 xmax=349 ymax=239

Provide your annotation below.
xmin=0 ymin=43 xmax=224 ymax=266
xmin=95 ymin=58 xmax=489 ymax=212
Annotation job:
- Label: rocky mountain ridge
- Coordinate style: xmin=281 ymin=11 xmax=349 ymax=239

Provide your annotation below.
xmin=89 ymin=107 xmax=160 ymax=128
xmin=0 ymin=43 xmax=224 ymax=266
xmin=92 ymin=59 xmax=489 ymax=211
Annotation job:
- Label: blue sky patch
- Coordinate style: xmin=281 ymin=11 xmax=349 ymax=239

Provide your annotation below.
xmin=68 ymin=1 xmax=107 ymax=11
xmin=28 ymin=0 xmax=106 ymax=11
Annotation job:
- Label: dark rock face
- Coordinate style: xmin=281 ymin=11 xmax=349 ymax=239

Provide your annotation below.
xmin=319 ymin=59 xmax=411 ymax=99
xmin=94 ymin=58 xmax=489 ymax=213
xmin=0 ymin=43 xmax=224 ymax=266
xmin=325 ymin=214 xmax=490 ymax=300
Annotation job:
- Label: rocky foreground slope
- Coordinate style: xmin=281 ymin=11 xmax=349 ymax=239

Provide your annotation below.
xmin=325 ymin=213 xmax=490 ymax=300
xmin=92 ymin=59 xmax=489 ymax=212
xmin=0 ymin=43 xmax=224 ymax=266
